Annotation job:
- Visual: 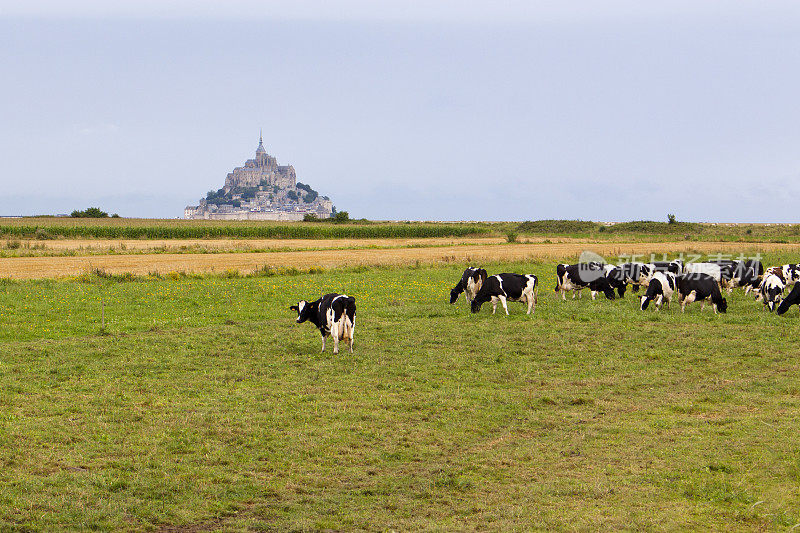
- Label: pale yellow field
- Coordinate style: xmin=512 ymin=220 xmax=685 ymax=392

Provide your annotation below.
xmin=2 ymin=240 xmax=798 ymax=279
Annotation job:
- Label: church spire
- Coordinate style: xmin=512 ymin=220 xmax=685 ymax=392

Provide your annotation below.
xmin=256 ymin=130 xmax=266 ymax=155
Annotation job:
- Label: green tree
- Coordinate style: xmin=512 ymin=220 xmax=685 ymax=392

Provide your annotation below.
xmin=71 ymin=207 xmax=109 ymax=218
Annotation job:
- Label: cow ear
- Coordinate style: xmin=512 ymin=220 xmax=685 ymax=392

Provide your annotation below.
xmin=289 ymin=305 xmax=298 ymax=312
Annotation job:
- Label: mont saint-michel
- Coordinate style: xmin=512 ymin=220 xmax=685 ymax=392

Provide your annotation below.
xmin=184 ymin=135 xmax=334 ymax=220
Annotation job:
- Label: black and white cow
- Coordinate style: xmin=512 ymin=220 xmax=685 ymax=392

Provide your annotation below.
xmin=604 ymin=265 xmax=629 ymax=298
xmin=449 ymin=267 xmax=488 ymax=305
xmin=554 ymin=262 xmax=616 ymax=300
xmin=290 ymin=293 xmax=356 ymax=354
xmin=756 ymin=267 xmax=787 ymax=301
xmin=729 ymin=259 xmax=763 ymax=294
xmin=617 ymin=262 xmax=653 ymax=293
xmin=776 ymin=283 xmax=800 ymax=315
xmin=684 ymin=262 xmax=723 ymax=283
xmin=758 ymin=273 xmax=785 ymax=312
xmin=639 ymin=271 xmax=676 ymax=311
xmin=708 ymin=260 xmax=739 ymax=291
xmin=770 ymin=264 xmax=800 ymax=286
xmin=649 ymin=260 xmax=683 ymax=276
xmin=676 ymin=273 xmax=728 ymax=314
xmin=471 ymin=273 xmax=538 ymax=315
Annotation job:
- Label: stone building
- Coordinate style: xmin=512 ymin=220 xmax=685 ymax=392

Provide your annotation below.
xmin=185 ymin=133 xmax=334 ymax=221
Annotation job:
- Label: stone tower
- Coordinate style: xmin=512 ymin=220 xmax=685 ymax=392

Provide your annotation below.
xmin=255 ymin=130 xmax=268 ymax=166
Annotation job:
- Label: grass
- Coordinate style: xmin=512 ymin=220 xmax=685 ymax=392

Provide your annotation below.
xmin=0 ymin=218 xmax=492 ymax=240
xmin=2 ymin=256 xmax=800 ymax=530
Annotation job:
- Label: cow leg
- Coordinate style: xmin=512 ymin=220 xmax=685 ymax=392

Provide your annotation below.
xmin=701 ymin=300 xmax=706 ymax=311
xmin=330 ymin=322 xmax=339 ymax=354
xmin=590 ymin=290 xmax=597 ymax=300
xmin=655 ymin=294 xmax=663 ymax=310
xmin=560 ymin=289 xmax=566 ymax=301
xmin=498 ymin=295 xmax=509 ymax=315
xmin=491 ymin=296 xmax=498 ymax=314
xmin=682 ymin=291 xmax=696 ymax=313
xmin=527 ymin=292 xmax=534 ymax=314
xmin=349 ymin=319 xmax=355 ymax=353
xmin=321 ymin=335 xmax=326 ymax=353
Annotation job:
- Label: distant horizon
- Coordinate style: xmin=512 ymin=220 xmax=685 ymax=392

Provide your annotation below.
xmin=2 ymin=214 xmax=798 ymax=226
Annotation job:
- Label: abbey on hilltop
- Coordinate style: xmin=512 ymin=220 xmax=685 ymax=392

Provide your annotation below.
xmin=184 ymin=133 xmax=334 ymax=220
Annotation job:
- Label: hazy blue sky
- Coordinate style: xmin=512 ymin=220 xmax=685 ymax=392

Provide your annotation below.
xmin=1 ymin=1 xmax=799 ymax=221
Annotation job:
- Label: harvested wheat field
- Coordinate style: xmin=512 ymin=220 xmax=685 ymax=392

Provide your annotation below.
xmin=2 ymin=240 xmax=799 ymax=279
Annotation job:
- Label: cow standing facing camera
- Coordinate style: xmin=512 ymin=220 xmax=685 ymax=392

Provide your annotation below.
xmin=290 ymin=293 xmax=356 ymax=354
xmin=759 ymin=273 xmax=785 ymax=312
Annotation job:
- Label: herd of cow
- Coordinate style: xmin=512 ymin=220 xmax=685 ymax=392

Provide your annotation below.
xmin=450 ymin=259 xmax=800 ymax=316
xmin=289 ymin=258 xmax=800 ymax=354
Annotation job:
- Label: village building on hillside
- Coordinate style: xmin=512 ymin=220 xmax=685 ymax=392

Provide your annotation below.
xmin=184 ymin=134 xmax=334 ymax=220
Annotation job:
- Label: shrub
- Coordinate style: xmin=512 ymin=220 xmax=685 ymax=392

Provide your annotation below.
xmin=516 ymin=220 xmax=598 ymax=233
xmin=667 ymin=213 xmax=677 ymax=224
xmin=334 ymin=211 xmax=350 ymax=223
xmin=35 ymin=229 xmax=55 ymax=240
xmin=71 ymin=207 xmax=109 ymax=218
xmin=505 ymin=232 xmax=518 ymax=243
xmin=5 ymin=240 xmax=21 ymax=249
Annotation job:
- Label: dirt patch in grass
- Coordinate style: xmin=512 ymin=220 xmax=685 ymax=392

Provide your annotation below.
xmin=2 ymin=240 xmax=799 ymax=279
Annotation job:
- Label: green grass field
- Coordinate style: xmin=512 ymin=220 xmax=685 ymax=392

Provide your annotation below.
xmin=2 ymin=255 xmax=800 ymax=530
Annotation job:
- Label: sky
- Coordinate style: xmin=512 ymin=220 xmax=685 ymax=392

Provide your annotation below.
xmin=1 ymin=1 xmax=799 ymax=221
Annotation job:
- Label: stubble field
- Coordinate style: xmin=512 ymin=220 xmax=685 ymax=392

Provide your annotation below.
xmin=2 ymin=234 xmax=800 ymax=530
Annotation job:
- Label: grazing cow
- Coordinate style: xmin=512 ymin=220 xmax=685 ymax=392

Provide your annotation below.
xmin=649 ymin=260 xmax=683 ymax=275
xmin=708 ymin=260 xmax=739 ymax=290
xmin=611 ymin=263 xmax=652 ymax=294
xmin=777 ymin=283 xmax=800 ymax=315
xmin=684 ymin=262 xmax=723 ymax=283
xmin=602 ymin=264 xmax=630 ymax=298
xmin=769 ymin=264 xmax=800 ymax=285
xmin=676 ymin=273 xmax=727 ymax=314
xmin=290 ymin=293 xmax=356 ymax=354
xmin=640 ymin=271 xmax=676 ymax=311
xmin=729 ymin=259 xmax=763 ymax=294
xmin=758 ymin=273 xmax=785 ymax=312
xmin=554 ymin=262 xmax=616 ymax=300
xmin=471 ymin=273 xmax=538 ymax=315
xmin=756 ymin=267 xmax=787 ymax=301
xmin=449 ymin=267 xmax=488 ymax=305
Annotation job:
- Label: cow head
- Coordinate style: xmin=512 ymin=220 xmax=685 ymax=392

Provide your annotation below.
xmin=289 ymin=300 xmax=311 ymax=323
xmin=449 ymin=288 xmax=460 ymax=304
xmin=470 ymin=296 xmax=488 ymax=314
xmin=717 ymin=297 xmax=728 ymax=313
xmin=640 ymin=295 xmax=650 ymax=311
